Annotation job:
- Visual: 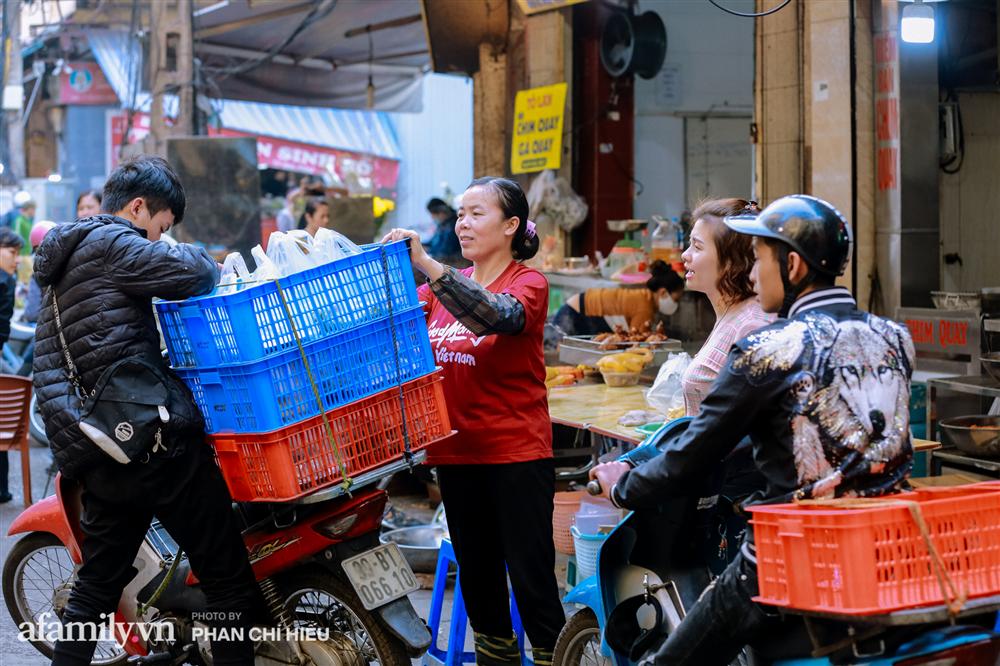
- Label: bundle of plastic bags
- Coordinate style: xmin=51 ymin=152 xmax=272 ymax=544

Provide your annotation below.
xmin=645 ymin=352 xmax=692 ymax=418
xmin=217 ymin=228 xmax=364 ymax=293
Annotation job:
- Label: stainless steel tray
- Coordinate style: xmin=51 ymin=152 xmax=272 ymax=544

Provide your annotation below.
xmin=558 ymin=335 xmax=682 ymax=368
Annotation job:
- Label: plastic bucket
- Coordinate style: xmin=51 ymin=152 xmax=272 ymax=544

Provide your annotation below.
xmin=572 ymin=526 xmax=608 ymax=581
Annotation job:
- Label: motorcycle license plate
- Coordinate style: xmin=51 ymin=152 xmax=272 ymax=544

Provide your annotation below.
xmin=341 ymin=543 xmax=420 ymax=610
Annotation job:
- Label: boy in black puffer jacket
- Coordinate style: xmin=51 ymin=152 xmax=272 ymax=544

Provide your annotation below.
xmin=32 ymin=156 xmax=264 ymax=666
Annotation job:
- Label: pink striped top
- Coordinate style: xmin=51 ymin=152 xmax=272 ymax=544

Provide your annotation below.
xmin=681 ymin=298 xmax=775 ymax=415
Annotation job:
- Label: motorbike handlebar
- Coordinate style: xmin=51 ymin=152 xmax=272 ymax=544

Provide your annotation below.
xmin=586 ymin=479 xmax=602 ymax=496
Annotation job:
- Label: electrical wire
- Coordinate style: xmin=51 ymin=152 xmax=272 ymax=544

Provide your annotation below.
xmin=610 ymin=147 xmax=644 ymax=197
xmin=200 ymin=0 xmax=338 ymax=79
xmin=118 ymin=0 xmax=142 ymax=160
xmin=707 ymin=0 xmax=792 ymax=18
xmin=940 ymin=93 xmax=964 ymax=175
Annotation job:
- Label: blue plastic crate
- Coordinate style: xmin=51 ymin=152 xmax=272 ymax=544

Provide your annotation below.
xmin=156 ymin=240 xmax=418 ymax=368
xmin=174 ymin=305 xmax=435 ymax=433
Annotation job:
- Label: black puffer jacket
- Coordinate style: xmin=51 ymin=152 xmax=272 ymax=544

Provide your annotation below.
xmin=32 ymin=215 xmax=219 ymax=479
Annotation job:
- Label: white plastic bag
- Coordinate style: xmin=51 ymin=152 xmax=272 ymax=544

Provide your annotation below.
xmin=645 ymin=352 xmax=691 ymax=416
xmin=329 ymin=228 xmax=364 ymax=257
xmin=250 ymin=245 xmax=279 ymax=281
xmin=311 ymin=228 xmax=347 ymax=265
xmin=265 ymin=231 xmax=318 ymax=276
xmin=217 ymin=252 xmax=251 ymax=294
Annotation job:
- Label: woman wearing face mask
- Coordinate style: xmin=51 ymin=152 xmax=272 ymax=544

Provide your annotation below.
xmin=381 ymin=177 xmax=565 ymax=666
xmin=680 ymin=198 xmax=774 ymax=415
xmin=552 ymin=260 xmax=685 ymax=337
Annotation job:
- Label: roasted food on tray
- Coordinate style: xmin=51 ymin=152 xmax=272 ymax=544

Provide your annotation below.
xmin=592 ymin=321 xmax=667 ymax=349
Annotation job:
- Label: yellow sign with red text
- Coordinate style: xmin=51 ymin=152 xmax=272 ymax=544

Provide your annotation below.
xmin=511 ymin=83 xmax=568 ymax=175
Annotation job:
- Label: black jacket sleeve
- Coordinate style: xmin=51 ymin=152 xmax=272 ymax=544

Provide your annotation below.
xmin=428 ymin=266 xmax=526 ymax=336
xmin=0 ymin=273 xmax=15 ymax=347
xmin=104 ymin=233 xmax=220 ymax=301
xmin=612 ymin=347 xmax=777 ymax=509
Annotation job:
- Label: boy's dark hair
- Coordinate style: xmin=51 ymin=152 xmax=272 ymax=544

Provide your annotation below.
xmin=761 ymin=237 xmax=836 ymax=287
xmin=0 ymin=227 xmax=24 ymax=250
xmin=101 ymin=156 xmax=186 ymax=224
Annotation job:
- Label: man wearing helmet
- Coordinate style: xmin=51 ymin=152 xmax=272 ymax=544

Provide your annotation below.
xmin=590 ymin=195 xmax=915 ymax=663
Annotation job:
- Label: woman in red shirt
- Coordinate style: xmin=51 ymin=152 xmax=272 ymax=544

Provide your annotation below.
xmin=382 ymin=177 xmax=564 ymax=666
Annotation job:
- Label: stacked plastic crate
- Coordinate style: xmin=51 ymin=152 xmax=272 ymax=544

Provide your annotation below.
xmin=155 ymin=240 xmax=451 ymax=502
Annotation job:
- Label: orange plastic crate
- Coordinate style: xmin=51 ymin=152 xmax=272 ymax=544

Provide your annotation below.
xmin=209 ymin=371 xmax=451 ymax=502
xmin=749 ymin=486 xmax=1000 ymax=615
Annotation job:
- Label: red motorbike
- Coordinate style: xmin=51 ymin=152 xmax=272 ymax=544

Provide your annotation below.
xmin=3 ymin=463 xmax=430 ymax=665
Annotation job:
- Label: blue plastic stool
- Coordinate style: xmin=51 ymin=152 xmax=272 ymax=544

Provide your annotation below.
xmin=423 ymin=538 xmax=532 ymax=666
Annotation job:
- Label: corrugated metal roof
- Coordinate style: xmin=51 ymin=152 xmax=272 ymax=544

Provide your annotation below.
xmin=87 ymin=30 xmax=143 ymax=107
xmin=87 ymin=30 xmax=401 ymax=161
xmin=216 ymin=99 xmax=401 ymax=161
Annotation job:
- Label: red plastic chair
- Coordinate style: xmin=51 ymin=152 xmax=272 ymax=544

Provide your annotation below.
xmin=0 ymin=375 xmax=33 ymax=506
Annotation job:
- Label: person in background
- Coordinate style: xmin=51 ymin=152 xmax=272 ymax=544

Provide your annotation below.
xmin=276 ymin=191 xmax=298 ymax=232
xmin=0 ymin=190 xmax=33 ymax=229
xmin=76 ymin=190 xmax=103 ymax=219
xmin=11 ymin=198 xmax=36 ymax=256
xmin=0 ymin=227 xmax=24 ymax=502
xmin=17 ymin=221 xmax=58 ymax=378
xmin=23 ymin=221 xmax=57 ymax=322
xmin=552 ymin=260 xmax=685 ymax=337
xmin=382 ymin=177 xmax=565 ymax=666
xmin=424 ymin=197 xmax=464 ymax=266
xmin=680 ymin=198 xmax=774 ymax=415
xmin=297 ymin=197 xmax=329 ymax=236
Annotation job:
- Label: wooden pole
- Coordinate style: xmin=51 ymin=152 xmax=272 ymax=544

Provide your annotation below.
xmin=473 ymin=42 xmax=508 ymax=177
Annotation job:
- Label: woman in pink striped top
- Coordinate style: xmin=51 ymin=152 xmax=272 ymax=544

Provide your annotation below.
xmin=680 ymin=199 xmax=775 ymax=415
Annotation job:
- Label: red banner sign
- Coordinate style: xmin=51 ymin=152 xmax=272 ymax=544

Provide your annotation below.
xmin=904 ymin=318 xmax=969 ymax=350
xmin=109 ymin=113 xmax=399 ymax=195
xmin=60 ymin=63 xmax=119 ymax=105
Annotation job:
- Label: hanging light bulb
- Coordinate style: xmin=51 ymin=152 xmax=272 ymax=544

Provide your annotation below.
xmin=901 ymin=0 xmax=936 ymax=44
xmin=367 ymin=75 xmax=375 ymax=109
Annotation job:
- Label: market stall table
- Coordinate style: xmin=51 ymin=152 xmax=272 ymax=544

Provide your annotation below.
xmin=548 ymin=382 xmax=939 ymax=474
xmin=547 ymin=380 xmax=649 ymax=465
xmin=549 ymin=380 xmax=938 ymax=445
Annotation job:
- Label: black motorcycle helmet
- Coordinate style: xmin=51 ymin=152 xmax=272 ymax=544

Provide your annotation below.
xmin=724 ymin=195 xmax=852 ymax=316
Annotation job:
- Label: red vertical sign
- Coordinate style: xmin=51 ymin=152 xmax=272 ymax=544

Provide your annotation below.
xmin=874 ymin=33 xmax=899 ymax=192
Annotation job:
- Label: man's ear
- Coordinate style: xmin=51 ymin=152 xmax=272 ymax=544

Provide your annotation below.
xmin=788 ymin=251 xmax=810 ymax=284
xmin=129 ymin=197 xmax=145 ymax=218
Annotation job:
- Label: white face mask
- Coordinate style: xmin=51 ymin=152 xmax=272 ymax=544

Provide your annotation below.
xmin=658 ymin=295 xmax=679 ymax=316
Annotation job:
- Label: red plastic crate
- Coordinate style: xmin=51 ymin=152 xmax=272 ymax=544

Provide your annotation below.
xmin=749 ymin=486 xmax=1000 ymax=615
xmin=209 ymin=371 xmax=451 ymax=502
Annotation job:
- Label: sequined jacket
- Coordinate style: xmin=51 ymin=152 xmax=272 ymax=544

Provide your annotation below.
xmin=612 ymin=287 xmax=916 ymax=520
